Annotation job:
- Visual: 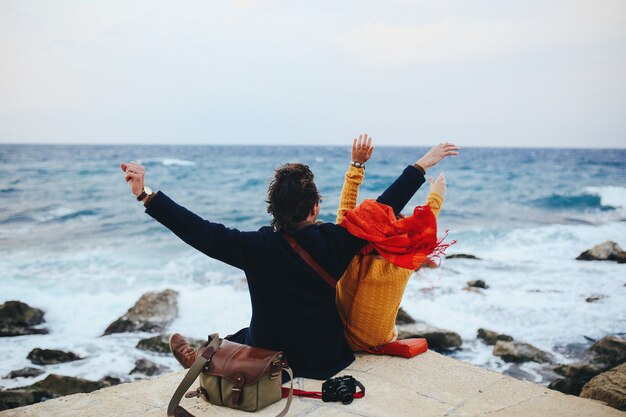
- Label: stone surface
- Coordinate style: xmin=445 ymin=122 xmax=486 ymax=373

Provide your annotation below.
xmin=580 ymin=362 xmax=626 ymax=411
xmin=130 ymin=359 xmax=169 ymax=377
xmin=576 ymin=240 xmax=626 ymax=263
xmin=0 ymin=301 xmax=48 ymax=337
xmin=591 ymin=336 xmax=626 ymax=366
xmin=493 ymin=341 xmax=555 ymax=364
xmin=477 ymin=328 xmax=513 ymax=345
xmin=397 ymin=321 xmax=462 ymax=352
xmin=1 ymin=352 xmax=623 ymax=417
xmin=0 ymin=375 xmax=112 ymax=411
xmin=3 ymin=368 xmax=44 ymax=380
xmin=394 ymin=307 xmax=416 ymax=325
xmin=26 ymin=349 xmax=82 ymax=365
xmin=103 ymin=289 xmax=179 ymax=335
xmin=445 ymin=253 xmax=481 ymax=260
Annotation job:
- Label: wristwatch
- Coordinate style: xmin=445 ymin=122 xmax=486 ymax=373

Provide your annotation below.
xmin=136 ymin=186 xmax=153 ymax=202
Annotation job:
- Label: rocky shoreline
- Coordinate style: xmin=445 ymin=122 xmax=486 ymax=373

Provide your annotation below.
xmin=1 ymin=241 xmax=624 ymax=412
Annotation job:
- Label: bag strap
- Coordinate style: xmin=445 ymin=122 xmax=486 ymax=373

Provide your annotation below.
xmin=282 ymin=233 xmax=336 ymax=288
xmin=167 ymin=333 xmax=294 ymax=417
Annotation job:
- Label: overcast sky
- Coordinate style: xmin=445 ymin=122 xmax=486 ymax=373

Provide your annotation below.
xmin=1 ymin=1 xmax=625 ymax=148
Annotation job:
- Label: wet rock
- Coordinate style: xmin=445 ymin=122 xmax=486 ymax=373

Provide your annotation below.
xmin=477 ymin=328 xmax=513 ymax=345
xmin=27 ymin=348 xmax=82 ymax=365
xmin=397 ymin=321 xmax=462 ymax=352
xmin=99 ymin=376 xmax=123 ymax=387
xmin=0 ymin=374 xmax=110 ymax=411
xmin=467 ymin=280 xmax=489 ymax=289
xmin=576 ymin=240 xmax=626 ymax=263
xmin=137 ymin=335 xmax=171 ymax=354
xmin=492 ymin=341 xmax=555 ymax=364
xmin=586 ymin=294 xmax=608 ymax=303
xmin=395 ymin=307 xmax=416 ymax=325
xmin=580 ymin=362 xmax=626 ymax=411
xmin=3 ymin=367 xmax=45 ymax=379
xmin=0 ymin=301 xmax=48 ymax=337
xmin=591 ymin=336 xmax=626 ymax=365
xmin=445 ymin=253 xmax=481 ymax=260
xmin=103 ymin=289 xmax=179 ymax=335
xmin=130 ymin=359 xmax=169 ymax=377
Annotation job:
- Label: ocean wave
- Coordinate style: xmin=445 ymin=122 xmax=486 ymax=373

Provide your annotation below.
xmin=139 ymin=158 xmax=196 ymax=167
xmin=531 ymin=193 xmax=614 ymax=211
xmin=584 ymin=186 xmax=626 ymax=210
xmin=33 ymin=208 xmax=99 ymax=223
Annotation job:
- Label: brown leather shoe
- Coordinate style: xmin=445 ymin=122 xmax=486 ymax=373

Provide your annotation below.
xmin=169 ymin=333 xmax=197 ymax=369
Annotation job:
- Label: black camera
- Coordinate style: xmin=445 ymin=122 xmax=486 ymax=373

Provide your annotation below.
xmin=322 ymin=375 xmax=358 ymax=405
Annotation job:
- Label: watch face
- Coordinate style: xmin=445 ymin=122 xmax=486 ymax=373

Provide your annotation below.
xmin=144 ymin=186 xmax=153 ymax=195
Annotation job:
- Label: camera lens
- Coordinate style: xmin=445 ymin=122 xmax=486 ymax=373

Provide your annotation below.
xmin=336 ymin=387 xmax=353 ymax=405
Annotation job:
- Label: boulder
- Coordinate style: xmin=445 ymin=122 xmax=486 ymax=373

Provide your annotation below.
xmin=580 ymin=362 xmax=626 ymax=411
xmin=3 ymin=367 xmax=45 ymax=379
xmin=26 ymin=348 xmax=82 ymax=365
xmin=445 ymin=253 xmax=481 ymax=260
xmin=395 ymin=307 xmax=416 ymax=325
xmin=492 ymin=341 xmax=555 ymax=363
xmin=0 ymin=374 xmax=111 ymax=411
xmin=0 ymin=301 xmax=48 ymax=337
xmin=130 ymin=359 xmax=169 ymax=377
xmin=397 ymin=321 xmax=462 ymax=352
xmin=477 ymin=328 xmax=513 ymax=345
xmin=467 ymin=280 xmax=489 ymax=289
xmin=576 ymin=241 xmax=626 ymax=263
xmin=103 ymin=289 xmax=179 ymax=335
xmin=591 ymin=336 xmax=626 ymax=366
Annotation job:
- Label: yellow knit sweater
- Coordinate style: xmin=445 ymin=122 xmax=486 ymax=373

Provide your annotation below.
xmin=335 ymin=165 xmax=443 ymax=351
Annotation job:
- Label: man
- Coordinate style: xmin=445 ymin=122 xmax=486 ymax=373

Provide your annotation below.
xmin=121 ymin=137 xmax=457 ymax=379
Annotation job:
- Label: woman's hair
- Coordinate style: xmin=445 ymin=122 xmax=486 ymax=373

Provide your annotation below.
xmin=267 ymin=163 xmax=321 ymax=231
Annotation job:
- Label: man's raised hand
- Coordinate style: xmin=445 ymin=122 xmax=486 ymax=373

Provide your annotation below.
xmin=416 ymin=143 xmax=459 ymax=172
xmin=120 ymin=161 xmax=145 ymax=197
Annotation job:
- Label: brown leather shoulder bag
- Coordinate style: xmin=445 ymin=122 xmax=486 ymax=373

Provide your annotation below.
xmin=168 ymin=333 xmax=294 ymax=417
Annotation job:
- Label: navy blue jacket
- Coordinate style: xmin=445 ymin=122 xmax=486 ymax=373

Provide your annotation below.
xmin=145 ymin=165 xmax=424 ymax=379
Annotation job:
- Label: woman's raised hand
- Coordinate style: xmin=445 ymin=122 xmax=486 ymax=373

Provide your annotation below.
xmin=429 ymin=172 xmax=446 ymax=196
xmin=352 ymin=134 xmax=374 ymax=164
xmin=120 ymin=161 xmax=145 ymax=197
xmin=416 ymin=143 xmax=459 ymax=172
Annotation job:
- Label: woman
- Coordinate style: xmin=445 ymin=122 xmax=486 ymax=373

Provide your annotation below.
xmin=335 ymin=136 xmax=455 ymax=352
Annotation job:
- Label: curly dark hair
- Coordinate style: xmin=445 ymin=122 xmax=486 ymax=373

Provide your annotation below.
xmin=267 ymin=163 xmax=321 ymax=231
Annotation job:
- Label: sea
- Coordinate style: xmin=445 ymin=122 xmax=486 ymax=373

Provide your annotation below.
xmin=1 ymin=144 xmax=625 ymax=389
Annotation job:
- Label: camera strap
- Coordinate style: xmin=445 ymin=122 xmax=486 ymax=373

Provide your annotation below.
xmin=280 ymin=380 xmax=365 ymax=400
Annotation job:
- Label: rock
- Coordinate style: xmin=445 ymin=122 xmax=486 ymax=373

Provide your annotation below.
xmin=99 ymin=376 xmax=123 ymax=387
xmin=467 ymin=279 xmax=489 ymax=289
xmin=3 ymin=367 xmax=45 ymax=379
xmin=0 ymin=301 xmax=48 ymax=337
xmin=445 ymin=253 xmax=481 ymax=260
xmin=591 ymin=336 xmax=626 ymax=366
xmin=576 ymin=241 xmax=626 ymax=263
xmin=103 ymin=289 xmax=179 ymax=335
xmin=26 ymin=348 xmax=82 ymax=365
xmin=395 ymin=307 xmax=416 ymax=325
xmin=586 ymin=294 xmax=608 ymax=303
xmin=492 ymin=341 xmax=555 ymax=364
xmin=580 ymin=362 xmax=626 ymax=411
xmin=550 ymin=362 xmax=610 ymax=395
xmin=130 ymin=359 xmax=168 ymax=376
xmin=477 ymin=328 xmax=513 ymax=345
xmin=397 ymin=321 xmax=462 ymax=352
xmin=0 ymin=374 xmax=110 ymax=411
xmin=137 ymin=335 xmax=171 ymax=354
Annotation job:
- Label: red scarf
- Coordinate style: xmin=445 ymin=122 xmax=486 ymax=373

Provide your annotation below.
xmin=339 ymin=199 xmax=453 ymax=270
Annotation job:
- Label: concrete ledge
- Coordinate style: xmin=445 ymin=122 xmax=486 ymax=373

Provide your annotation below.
xmin=1 ymin=351 xmax=623 ymax=416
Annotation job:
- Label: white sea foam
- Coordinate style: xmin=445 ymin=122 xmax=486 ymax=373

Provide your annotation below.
xmin=161 ymin=159 xmax=196 ymax=167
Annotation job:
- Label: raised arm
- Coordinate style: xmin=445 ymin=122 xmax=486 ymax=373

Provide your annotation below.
xmin=121 ymin=162 xmax=258 ymax=269
xmin=425 ymin=172 xmax=446 ymax=218
xmin=376 ymin=143 xmax=458 ymax=215
xmin=336 ymin=134 xmax=373 ymax=224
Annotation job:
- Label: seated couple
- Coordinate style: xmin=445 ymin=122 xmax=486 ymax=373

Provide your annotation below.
xmin=120 ymin=136 xmax=458 ymax=380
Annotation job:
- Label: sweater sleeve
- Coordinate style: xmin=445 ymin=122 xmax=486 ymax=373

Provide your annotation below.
xmin=145 ymin=191 xmax=260 ymax=270
xmin=376 ymin=165 xmax=426 ymax=216
xmin=336 ymin=165 xmax=365 ymax=224
xmin=425 ymin=192 xmax=444 ymax=218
